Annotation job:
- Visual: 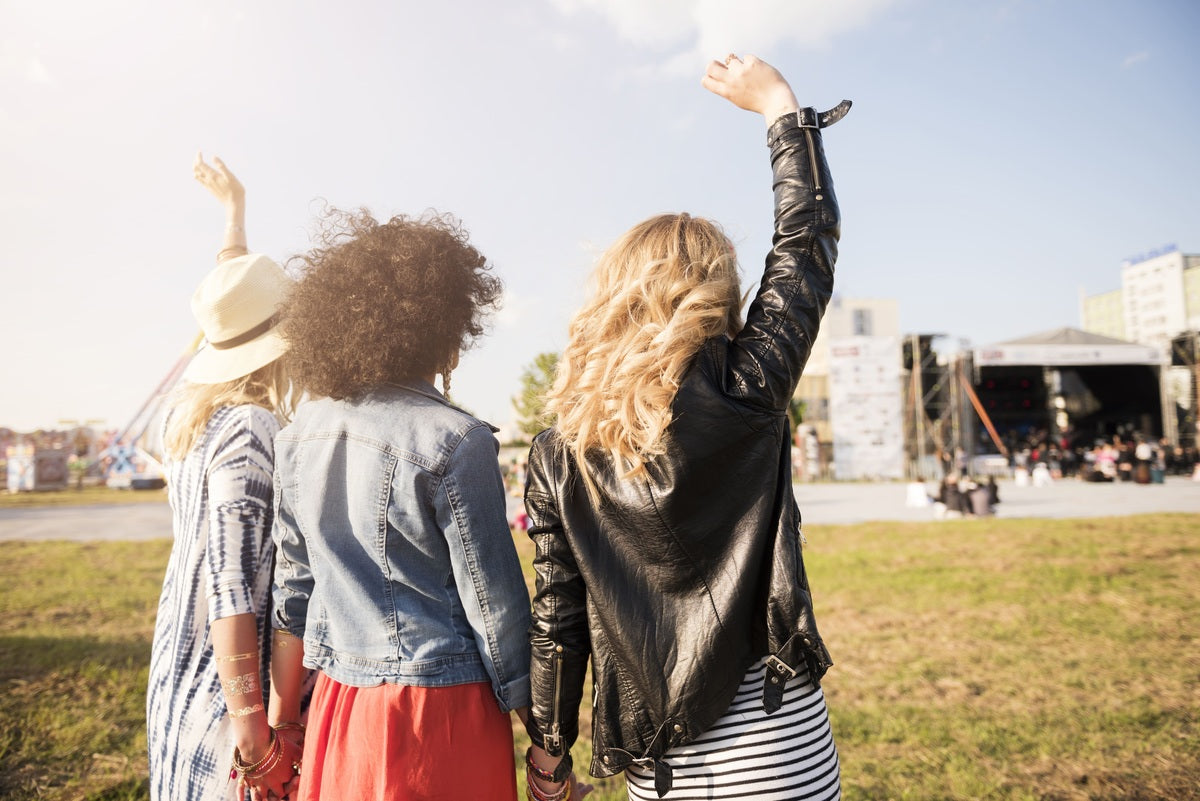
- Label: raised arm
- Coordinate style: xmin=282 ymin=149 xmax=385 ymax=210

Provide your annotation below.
xmin=703 ymin=55 xmax=848 ymax=412
xmin=193 ymin=152 xmax=249 ymax=263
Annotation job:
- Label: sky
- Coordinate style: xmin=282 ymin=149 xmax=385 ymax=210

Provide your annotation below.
xmin=2 ymin=0 xmax=1198 ymax=434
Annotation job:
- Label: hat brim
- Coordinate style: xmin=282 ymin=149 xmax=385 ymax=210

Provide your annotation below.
xmin=182 ymin=328 xmax=288 ymax=385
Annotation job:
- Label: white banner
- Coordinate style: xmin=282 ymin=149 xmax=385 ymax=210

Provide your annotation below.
xmin=973 ymin=343 xmax=1161 ymax=367
xmin=828 ymin=336 xmax=905 ymax=480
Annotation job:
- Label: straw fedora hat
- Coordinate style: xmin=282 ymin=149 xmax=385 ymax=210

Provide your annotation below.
xmin=183 ymin=253 xmax=293 ymax=384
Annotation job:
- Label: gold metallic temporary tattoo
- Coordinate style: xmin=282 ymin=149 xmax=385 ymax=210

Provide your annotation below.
xmin=228 ymin=703 xmax=265 ymax=719
xmin=222 ymin=672 xmax=260 ymax=696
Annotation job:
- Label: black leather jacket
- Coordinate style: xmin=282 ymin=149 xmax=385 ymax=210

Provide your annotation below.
xmin=524 ymin=109 xmax=842 ymax=782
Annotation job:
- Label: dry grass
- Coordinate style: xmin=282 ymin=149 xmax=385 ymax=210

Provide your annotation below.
xmin=0 ymin=486 xmax=166 ymax=509
xmin=1 ymin=515 xmax=1197 ymax=800
xmin=807 ymin=514 xmax=1199 ymax=800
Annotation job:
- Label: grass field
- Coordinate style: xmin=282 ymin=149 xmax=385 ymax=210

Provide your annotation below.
xmin=0 ymin=486 xmax=167 ymax=509
xmin=0 ymin=514 xmax=1196 ymax=800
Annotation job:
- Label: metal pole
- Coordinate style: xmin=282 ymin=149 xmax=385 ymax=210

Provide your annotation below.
xmin=912 ymin=334 xmax=926 ymax=476
xmin=960 ymin=373 xmax=1009 ymax=457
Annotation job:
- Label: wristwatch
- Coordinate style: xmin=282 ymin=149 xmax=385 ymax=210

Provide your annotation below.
xmin=526 ymin=747 xmax=573 ymax=784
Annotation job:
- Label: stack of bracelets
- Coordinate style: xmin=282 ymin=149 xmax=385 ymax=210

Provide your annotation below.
xmin=229 ymin=722 xmax=304 ymax=786
xmin=525 ymin=749 xmax=573 ymax=801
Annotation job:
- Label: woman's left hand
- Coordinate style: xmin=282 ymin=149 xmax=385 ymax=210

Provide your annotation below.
xmin=241 ymin=733 xmax=302 ymax=801
xmin=193 ymin=152 xmax=245 ymax=212
xmin=570 ymin=773 xmax=595 ymax=799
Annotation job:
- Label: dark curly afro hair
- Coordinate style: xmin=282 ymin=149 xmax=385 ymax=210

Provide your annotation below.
xmin=282 ymin=209 xmax=502 ymax=400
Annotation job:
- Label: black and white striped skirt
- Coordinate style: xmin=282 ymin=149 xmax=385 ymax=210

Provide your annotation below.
xmin=626 ymin=658 xmax=841 ymax=800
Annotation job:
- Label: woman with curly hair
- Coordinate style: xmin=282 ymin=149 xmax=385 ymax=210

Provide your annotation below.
xmin=522 ymin=57 xmax=847 ymax=799
xmin=257 ymin=210 xmax=535 ymax=801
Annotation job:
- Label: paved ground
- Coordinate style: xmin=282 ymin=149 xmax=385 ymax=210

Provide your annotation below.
xmin=792 ymin=475 xmax=1200 ymax=526
xmin=2 ymin=477 xmax=1198 ymax=542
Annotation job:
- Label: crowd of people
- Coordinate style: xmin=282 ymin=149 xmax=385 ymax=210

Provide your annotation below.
xmin=1007 ymin=429 xmax=1199 ymax=484
xmin=925 ymin=426 xmax=1199 ymax=520
xmin=145 ymin=55 xmax=845 ymax=801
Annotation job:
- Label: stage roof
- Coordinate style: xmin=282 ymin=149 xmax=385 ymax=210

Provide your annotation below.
xmin=973 ymin=327 xmax=1163 ymax=367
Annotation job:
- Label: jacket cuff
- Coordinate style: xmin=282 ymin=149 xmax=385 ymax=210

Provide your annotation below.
xmin=524 ymin=715 xmax=547 ymax=750
xmin=496 ymin=674 xmax=532 ymax=713
xmin=768 ymin=100 xmax=853 ymax=147
xmin=767 ymin=109 xmax=809 ymax=147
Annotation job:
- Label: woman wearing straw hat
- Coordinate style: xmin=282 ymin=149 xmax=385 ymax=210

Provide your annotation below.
xmin=256 ymin=208 xmax=538 ymax=800
xmin=147 ymin=155 xmax=304 ymax=801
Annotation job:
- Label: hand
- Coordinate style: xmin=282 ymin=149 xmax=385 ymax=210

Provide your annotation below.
xmin=193 ymin=151 xmax=245 ymax=213
xmin=240 ymin=734 xmax=302 ymax=801
xmin=272 ymin=724 xmax=305 ymax=800
xmin=701 ymin=54 xmax=799 ymax=123
xmin=570 ymin=773 xmax=595 ymax=799
xmin=527 ymin=770 xmax=594 ymax=800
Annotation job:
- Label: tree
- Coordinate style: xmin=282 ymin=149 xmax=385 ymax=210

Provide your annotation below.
xmin=788 ymin=397 xmax=807 ymax=431
xmin=513 ymin=352 xmax=560 ymax=440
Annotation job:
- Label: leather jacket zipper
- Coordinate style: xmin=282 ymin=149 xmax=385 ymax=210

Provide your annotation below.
xmin=804 ymin=128 xmax=822 ymax=192
xmin=546 ymin=645 xmax=564 ymax=752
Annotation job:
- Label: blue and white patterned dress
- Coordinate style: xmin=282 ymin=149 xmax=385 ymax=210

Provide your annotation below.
xmin=147 ymin=405 xmax=280 ymax=801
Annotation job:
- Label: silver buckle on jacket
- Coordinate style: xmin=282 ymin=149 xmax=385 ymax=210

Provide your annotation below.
xmin=766 ymin=655 xmax=798 ymax=680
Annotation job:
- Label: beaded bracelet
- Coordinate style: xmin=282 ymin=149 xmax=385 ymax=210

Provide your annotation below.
xmin=526 ymin=748 xmax=572 ymax=783
xmin=526 ymin=770 xmax=572 ymax=801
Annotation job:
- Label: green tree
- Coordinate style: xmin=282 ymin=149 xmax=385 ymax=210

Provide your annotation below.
xmin=513 ymin=352 xmax=560 ymax=440
xmin=788 ymin=397 xmax=807 ymax=431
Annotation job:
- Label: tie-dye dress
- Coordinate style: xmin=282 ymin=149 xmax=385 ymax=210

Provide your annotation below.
xmin=146 ymin=405 xmax=279 ymax=801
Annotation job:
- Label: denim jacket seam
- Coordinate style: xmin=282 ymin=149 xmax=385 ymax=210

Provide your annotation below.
xmin=441 ymin=442 xmax=507 ymax=689
xmin=378 ymin=453 xmax=401 ymax=658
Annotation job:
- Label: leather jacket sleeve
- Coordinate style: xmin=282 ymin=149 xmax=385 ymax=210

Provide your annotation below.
xmin=723 ymin=112 xmax=840 ymax=412
xmin=523 ymin=431 xmax=590 ymax=755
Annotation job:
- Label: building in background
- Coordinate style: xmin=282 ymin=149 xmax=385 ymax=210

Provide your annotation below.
xmin=1080 ymin=245 xmax=1200 ymax=446
xmin=1081 ymin=246 xmax=1200 ymax=349
xmin=1079 ymin=288 xmax=1125 ymax=341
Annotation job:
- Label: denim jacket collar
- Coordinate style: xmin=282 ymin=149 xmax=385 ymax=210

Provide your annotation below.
xmin=384 ymin=379 xmax=500 ymax=434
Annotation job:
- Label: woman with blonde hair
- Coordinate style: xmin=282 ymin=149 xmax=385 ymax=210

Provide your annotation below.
xmin=147 ymin=155 xmax=304 ymax=801
xmin=523 ymin=56 xmax=848 ymax=800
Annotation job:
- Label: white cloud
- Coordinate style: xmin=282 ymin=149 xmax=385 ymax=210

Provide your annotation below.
xmin=551 ymin=0 xmax=895 ymax=74
xmin=1121 ymin=51 xmax=1149 ymax=69
xmin=26 ymin=56 xmax=54 ymax=85
xmin=495 ymin=288 xmax=530 ymax=328
xmin=549 ymin=0 xmax=695 ymax=48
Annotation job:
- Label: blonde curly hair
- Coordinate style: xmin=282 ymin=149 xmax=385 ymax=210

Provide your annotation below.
xmin=547 ymin=213 xmax=743 ymax=489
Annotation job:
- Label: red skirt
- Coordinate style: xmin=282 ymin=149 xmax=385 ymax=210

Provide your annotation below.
xmin=297 ymin=673 xmax=518 ymax=801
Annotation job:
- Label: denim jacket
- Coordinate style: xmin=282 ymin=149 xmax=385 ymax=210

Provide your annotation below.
xmin=271 ymin=380 xmax=531 ymax=712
